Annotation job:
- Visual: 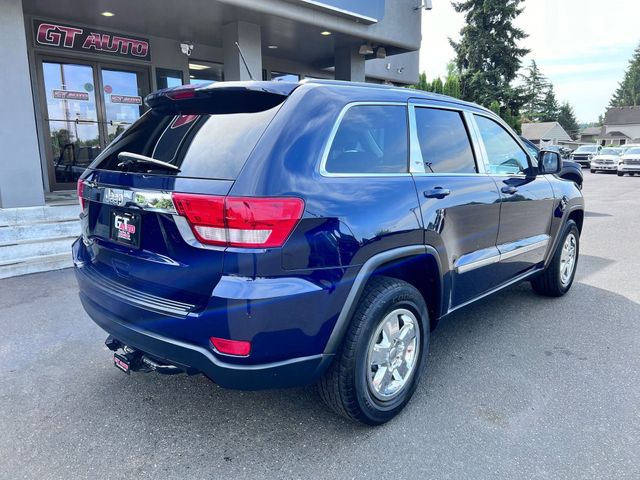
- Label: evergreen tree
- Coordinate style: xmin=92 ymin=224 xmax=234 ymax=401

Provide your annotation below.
xmin=414 ymin=72 xmax=429 ymax=91
xmin=521 ymin=60 xmax=549 ymax=121
xmin=540 ymin=85 xmax=560 ymax=122
xmin=450 ymin=0 xmax=530 ymax=109
xmin=609 ymin=42 xmax=640 ymax=107
xmin=431 ymin=77 xmax=444 ymax=94
xmin=557 ymin=102 xmax=580 ymax=139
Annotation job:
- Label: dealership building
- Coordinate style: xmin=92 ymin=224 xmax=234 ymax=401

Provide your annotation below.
xmin=0 ymin=0 xmax=423 ymax=277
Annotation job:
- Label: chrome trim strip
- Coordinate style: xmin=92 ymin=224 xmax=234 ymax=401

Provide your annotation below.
xmin=499 ymin=236 xmax=550 ymax=261
xmin=87 ymin=185 xmax=176 ymax=214
xmin=456 ymin=253 xmax=500 ymax=274
xmin=455 ymin=235 xmax=550 ymax=274
xmin=318 ymin=101 xmax=411 ymax=178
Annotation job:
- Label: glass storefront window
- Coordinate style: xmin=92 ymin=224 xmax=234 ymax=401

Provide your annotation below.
xmin=156 ymin=68 xmax=183 ymax=90
xmin=188 ymin=60 xmax=224 ymax=84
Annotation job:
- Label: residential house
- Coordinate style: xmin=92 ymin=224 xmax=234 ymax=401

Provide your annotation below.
xmin=598 ymin=106 xmax=640 ymax=146
xmin=521 ymin=122 xmax=573 ymax=146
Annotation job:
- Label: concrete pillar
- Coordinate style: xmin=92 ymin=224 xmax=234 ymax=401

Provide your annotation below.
xmin=0 ymin=0 xmax=45 ymax=208
xmin=223 ymin=22 xmax=262 ymax=81
xmin=334 ymin=45 xmax=366 ymax=82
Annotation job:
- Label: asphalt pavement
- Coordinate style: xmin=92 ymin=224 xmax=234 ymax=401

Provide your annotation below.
xmin=1 ymin=171 xmax=639 ymax=480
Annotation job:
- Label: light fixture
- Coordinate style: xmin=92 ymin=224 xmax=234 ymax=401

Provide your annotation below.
xmin=321 ymin=31 xmax=332 ymax=36
xmin=188 ymin=63 xmax=210 ymax=70
xmin=376 ymin=47 xmax=386 ymax=59
xmin=101 ymin=11 xmax=115 ymax=17
xmin=358 ymin=43 xmax=374 ymax=55
xmin=267 ymin=45 xmax=278 ymax=49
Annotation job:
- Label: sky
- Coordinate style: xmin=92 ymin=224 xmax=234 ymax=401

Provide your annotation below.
xmin=419 ymin=0 xmax=640 ymax=123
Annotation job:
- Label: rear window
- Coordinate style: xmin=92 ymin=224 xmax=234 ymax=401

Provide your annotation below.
xmin=91 ymin=106 xmax=279 ymax=179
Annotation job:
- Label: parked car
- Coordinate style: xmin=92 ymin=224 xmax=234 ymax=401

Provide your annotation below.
xmin=619 ymin=143 xmax=640 ymax=155
xmin=570 ymin=144 xmax=602 ymax=167
xmin=590 ymin=147 xmax=622 ymax=173
xmin=520 ymin=137 xmax=583 ymax=189
xmin=74 ymin=80 xmax=584 ymax=425
xmin=618 ymin=146 xmax=640 ymax=176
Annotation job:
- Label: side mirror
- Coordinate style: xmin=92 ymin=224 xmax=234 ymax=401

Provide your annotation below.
xmin=538 ymin=150 xmax=562 ymax=174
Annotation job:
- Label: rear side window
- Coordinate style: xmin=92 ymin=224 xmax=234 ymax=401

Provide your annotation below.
xmin=325 ymin=105 xmax=408 ymax=174
xmin=91 ymin=106 xmax=279 ymax=179
xmin=414 ymin=108 xmax=477 ymax=173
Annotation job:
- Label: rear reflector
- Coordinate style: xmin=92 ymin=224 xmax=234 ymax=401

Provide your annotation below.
xmin=210 ymin=337 xmax=251 ymax=356
xmin=172 ymin=193 xmax=304 ymax=248
xmin=77 ymin=179 xmax=86 ymax=211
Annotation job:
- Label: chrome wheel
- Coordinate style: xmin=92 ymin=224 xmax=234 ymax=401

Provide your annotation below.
xmin=559 ymin=233 xmax=577 ymax=286
xmin=366 ymin=308 xmax=420 ymax=401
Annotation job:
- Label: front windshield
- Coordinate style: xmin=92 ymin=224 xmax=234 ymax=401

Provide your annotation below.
xmin=626 ymin=147 xmax=640 ymax=155
xmin=600 ymin=148 xmax=619 ymax=155
xmin=575 ymin=145 xmax=598 ymax=153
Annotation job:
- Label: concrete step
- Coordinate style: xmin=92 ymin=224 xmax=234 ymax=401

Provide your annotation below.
xmin=0 ymin=219 xmax=80 ymax=246
xmin=0 ymin=236 xmax=76 ymax=263
xmin=0 ymin=252 xmax=72 ymax=280
xmin=0 ymin=204 xmax=79 ymax=227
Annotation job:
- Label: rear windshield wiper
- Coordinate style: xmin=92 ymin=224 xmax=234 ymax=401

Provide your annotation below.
xmin=117 ymin=152 xmax=181 ymax=172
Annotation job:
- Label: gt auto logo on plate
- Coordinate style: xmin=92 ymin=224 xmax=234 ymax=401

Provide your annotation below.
xmin=114 ymin=215 xmax=136 ymax=241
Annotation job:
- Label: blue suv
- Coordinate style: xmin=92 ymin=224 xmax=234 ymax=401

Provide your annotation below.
xmin=74 ymin=80 xmax=584 ymax=424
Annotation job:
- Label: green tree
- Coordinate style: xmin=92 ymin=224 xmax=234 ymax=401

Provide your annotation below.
xmin=431 ymin=77 xmax=444 ymax=94
xmin=609 ymin=42 xmax=640 ymax=107
xmin=557 ymin=102 xmax=580 ymax=139
xmin=539 ymin=85 xmax=560 ymax=122
xmin=450 ymin=0 xmax=530 ymax=109
xmin=521 ymin=60 xmax=550 ymax=121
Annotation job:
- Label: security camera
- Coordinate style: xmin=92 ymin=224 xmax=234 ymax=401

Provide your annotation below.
xmin=180 ymin=42 xmax=194 ymax=56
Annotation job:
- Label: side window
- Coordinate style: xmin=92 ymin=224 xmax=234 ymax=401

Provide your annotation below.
xmin=474 ymin=115 xmax=530 ymax=175
xmin=325 ymin=105 xmax=408 ymax=174
xmin=414 ymin=107 xmax=477 ymax=173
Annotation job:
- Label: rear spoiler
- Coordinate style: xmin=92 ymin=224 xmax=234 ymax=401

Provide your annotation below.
xmin=144 ymin=81 xmax=298 ymax=114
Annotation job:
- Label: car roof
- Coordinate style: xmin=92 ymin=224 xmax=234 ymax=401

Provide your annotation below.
xmin=299 ymin=78 xmax=490 ymax=112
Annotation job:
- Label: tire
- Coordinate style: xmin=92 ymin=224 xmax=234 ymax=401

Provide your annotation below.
xmin=630 ymin=173 xmax=635 ymax=176
xmin=590 ymin=169 xmax=595 ymax=173
xmin=617 ymin=172 xmax=624 ymax=176
xmin=318 ymin=276 xmax=429 ymax=425
xmin=531 ymin=220 xmax=580 ymax=297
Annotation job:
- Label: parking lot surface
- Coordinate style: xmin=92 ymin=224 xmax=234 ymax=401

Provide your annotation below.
xmin=1 ymin=171 xmax=639 ymax=480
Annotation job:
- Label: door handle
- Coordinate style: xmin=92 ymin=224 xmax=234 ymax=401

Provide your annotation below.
xmin=424 ymin=187 xmax=451 ymax=199
xmin=501 ymin=185 xmax=518 ymax=194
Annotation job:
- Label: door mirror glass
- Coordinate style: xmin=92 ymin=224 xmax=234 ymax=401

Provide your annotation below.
xmin=539 ymin=150 xmax=561 ymax=174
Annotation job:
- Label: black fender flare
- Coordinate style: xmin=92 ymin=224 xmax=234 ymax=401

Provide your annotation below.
xmin=322 ymin=245 xmax=442 ymax=356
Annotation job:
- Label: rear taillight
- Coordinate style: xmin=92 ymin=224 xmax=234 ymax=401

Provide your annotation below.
xmin=77 ymin=179 xmax=86 ymax=211
xmin=172 ymin=193 xmax=304 ymax=248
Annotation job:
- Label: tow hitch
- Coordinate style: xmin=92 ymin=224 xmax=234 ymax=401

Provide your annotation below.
xmin=105 ymin=335 xmax=184 ymax=375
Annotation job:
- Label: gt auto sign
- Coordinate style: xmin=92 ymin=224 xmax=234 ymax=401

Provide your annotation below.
xmin=33 ymin=20 xmax=151 ymax=61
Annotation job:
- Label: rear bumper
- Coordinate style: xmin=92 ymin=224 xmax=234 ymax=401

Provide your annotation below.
xmin=79 ymin=290 xmax=332 ymax=389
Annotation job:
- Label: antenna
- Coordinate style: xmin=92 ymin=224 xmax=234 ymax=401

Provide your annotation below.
xmin=234 ymin=41 xmax=255 ymax=81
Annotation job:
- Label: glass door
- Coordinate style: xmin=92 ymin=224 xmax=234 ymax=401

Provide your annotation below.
xmin=39 ymin=57 xmax=150 ymax=190
xmin=99 ymin=67 xmax=148 ymax=144
xmin=42 ymin=61 xmax=102 ymax=186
